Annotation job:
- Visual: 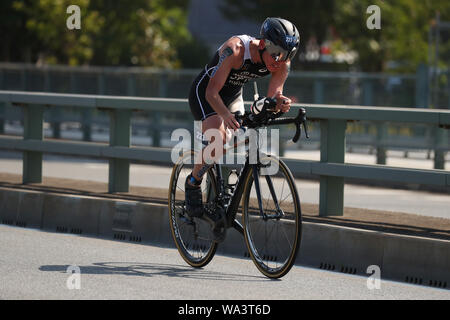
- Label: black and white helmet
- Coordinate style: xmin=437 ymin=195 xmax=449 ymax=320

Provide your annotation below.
xmin=260 ymin=17 xmax=300 ymax=61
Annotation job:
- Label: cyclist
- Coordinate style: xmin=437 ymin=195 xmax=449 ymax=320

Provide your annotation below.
xmin=185 ymin=17 xmax=300 ymax=230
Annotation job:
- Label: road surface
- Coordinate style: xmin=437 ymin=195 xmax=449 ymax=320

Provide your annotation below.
xmin=0 ymin=224 xmax=448 ymax=300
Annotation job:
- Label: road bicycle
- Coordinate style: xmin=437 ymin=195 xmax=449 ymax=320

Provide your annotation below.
xmin=168 ymin=97 xmax=309 ymax=278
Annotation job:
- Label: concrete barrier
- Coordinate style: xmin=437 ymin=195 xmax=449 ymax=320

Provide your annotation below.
xmin=0 ymin=186 xmax=448 ymax=289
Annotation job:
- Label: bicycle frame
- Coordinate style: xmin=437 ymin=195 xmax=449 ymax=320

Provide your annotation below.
xmin=170 ymin=98 xmax=306 ymax=278
xmin=213 ymin=154 xmax=282 ymax=237
xmin=200 ymin=106 xmax=307 ymax=239
xmin=213 ymin=160 xmax=249 ymax=235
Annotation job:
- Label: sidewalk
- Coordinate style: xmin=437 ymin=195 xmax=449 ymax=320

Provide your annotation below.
xmin=1 ymin=172 xmax=449 ymax=241
xmin=284 ymin=149 xmax=449 ymax=171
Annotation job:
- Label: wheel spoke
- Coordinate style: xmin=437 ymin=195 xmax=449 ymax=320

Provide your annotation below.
xmin=168 ymin=152 xmax=218 ymax=268
xmin=243 ymin=156 xmax=301 ymax=278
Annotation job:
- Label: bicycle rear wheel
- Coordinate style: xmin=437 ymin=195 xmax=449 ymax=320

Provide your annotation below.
xmin=242 ymin=155 xmax=302 ymax=278
xmin=168 ymin=150 xmax=218 ymax=268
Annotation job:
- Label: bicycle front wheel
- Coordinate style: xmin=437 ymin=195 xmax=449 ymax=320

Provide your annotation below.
xmin=242 ymin=155 xmax=302 ymax=278
xmin=168 ymin=150 xmax=218 ymax=268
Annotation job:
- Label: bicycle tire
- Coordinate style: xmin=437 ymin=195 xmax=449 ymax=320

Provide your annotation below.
xmin=242 ymin=155 xmax=302 ymax=278
xmin=168 ymin=150 xmax=218 ymax=268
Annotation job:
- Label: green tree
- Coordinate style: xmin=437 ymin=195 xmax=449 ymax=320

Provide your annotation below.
xmin=1 ymin=0 xmax=198 ymax=67
xmin=333 ymin=0 xmax=450 ymax=72
xmin=87 ymin=0 xmax=190 ymax=67
xmin=8 ymin=0 xmax=100 ymax=65
xmin=220 ymin=0 xmax=450 ymax=72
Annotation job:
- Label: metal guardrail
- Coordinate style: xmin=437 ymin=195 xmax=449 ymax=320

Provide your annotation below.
xmin=0 ymin=90 xmax=449 ymax=217
xmin=0 ymin=62 xmax=424 ymax=107
xmin=1 ymin=63 xmax=445 ymax=162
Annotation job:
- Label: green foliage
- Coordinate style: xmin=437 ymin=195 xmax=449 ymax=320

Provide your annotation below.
xmin=333 ymin=0 xmax=450 ymax=72
xmin=1 ymin=0 xmax=195 ymax=67
xmin=4 ymin=0 xmax=450 ymax=71
xmin=87 ymin=0 xmax=190 ymax=67
xmin=220 ymin=0 xmax=450 ymax=72
xmin=8 ymin=0 xmax=100 ymax=65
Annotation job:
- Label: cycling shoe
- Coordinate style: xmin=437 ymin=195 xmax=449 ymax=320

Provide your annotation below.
xmin=185 ymin=175 xmax=204 ymax=218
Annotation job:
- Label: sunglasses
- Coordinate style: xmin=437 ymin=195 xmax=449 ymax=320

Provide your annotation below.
xmin=264 ymin=39 xmax=298 ymax=62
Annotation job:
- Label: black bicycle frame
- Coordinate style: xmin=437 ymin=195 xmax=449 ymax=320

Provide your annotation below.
xmin=212 ymin=161 xmax=246 ymax=235
xmin=215 ymin=156 xmax=281 ymax=236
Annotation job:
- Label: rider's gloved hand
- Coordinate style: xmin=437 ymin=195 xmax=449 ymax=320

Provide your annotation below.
xmin=251 ymin=96 xmax=269 ymax=115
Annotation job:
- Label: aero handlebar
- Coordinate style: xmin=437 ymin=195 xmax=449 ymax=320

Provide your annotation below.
xmin=234 ymin=97 xmax=309 ymax=143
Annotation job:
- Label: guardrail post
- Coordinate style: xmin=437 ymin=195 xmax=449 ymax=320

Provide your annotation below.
xmin=21 ymin=69 xmax=27 ymax=90
xmin=319 ymin=119 xmax=346 ymax=216
xmin=81 ymin=109 xmax=92 ymax=141
xmin=376 ymin=122 xmax=387 ymax=165
xmin=363 ymin=79 xmax=374 ymax=106
xmin=434 ymin=126 xmax=448 ymax=170
xmin=127 ymin=73 xmax=136 ymax=96
xmin=44 ymin=70 xmax=61 ymax=139
xmin=159 ymin=72 xmax=168 ymax=97
xmin=314 ymin=80 xmax=324 ymax=104
xmin=23 ymin=104 xmax=44 ymax=184
xmin=49 ymin=108 xmax=61 ymax=139
xmin=415 ymin=63 xmax=428 ymax=108
xmin=97 ymin=72 xmax=105 ymax=94
xmin=109 ymin=109 xmax=131 ymax=193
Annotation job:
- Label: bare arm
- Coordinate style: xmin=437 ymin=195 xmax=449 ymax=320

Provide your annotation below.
xmin=267 ymin=62 xmax=291 ymax=113
xmin=205 ymin=39 xmax=243 ymax=130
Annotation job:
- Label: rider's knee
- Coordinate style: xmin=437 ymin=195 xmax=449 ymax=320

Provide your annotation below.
xmin=203 ymin=125 xmax=227 ymax=146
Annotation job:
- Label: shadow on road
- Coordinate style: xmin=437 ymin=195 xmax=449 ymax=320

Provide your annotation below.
xmin=39 ymin=261 xmax=272 ymax=282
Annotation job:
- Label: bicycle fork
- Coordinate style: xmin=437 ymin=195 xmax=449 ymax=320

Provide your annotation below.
xmin=252 ymin=164 xmax=284 ymax=221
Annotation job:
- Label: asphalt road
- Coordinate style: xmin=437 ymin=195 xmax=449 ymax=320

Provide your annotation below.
xmin=0 ymin=224 xmax=448 ymax=300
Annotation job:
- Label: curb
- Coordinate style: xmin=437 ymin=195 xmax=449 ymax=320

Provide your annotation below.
xmin=0 ymin=186 xmax=448 ymax=289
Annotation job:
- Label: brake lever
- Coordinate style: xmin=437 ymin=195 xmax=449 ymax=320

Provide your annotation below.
xmin=233 ymin=111 xmax=252 ymax=130
xmin=293 ymin=108 xmax=309 ymax=143
xmin=302 ymin=113 xmax=310 ymax=139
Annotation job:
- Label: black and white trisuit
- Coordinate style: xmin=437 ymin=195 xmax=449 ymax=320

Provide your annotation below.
xmin=188 ymin=35 xmax=271 ymax=121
